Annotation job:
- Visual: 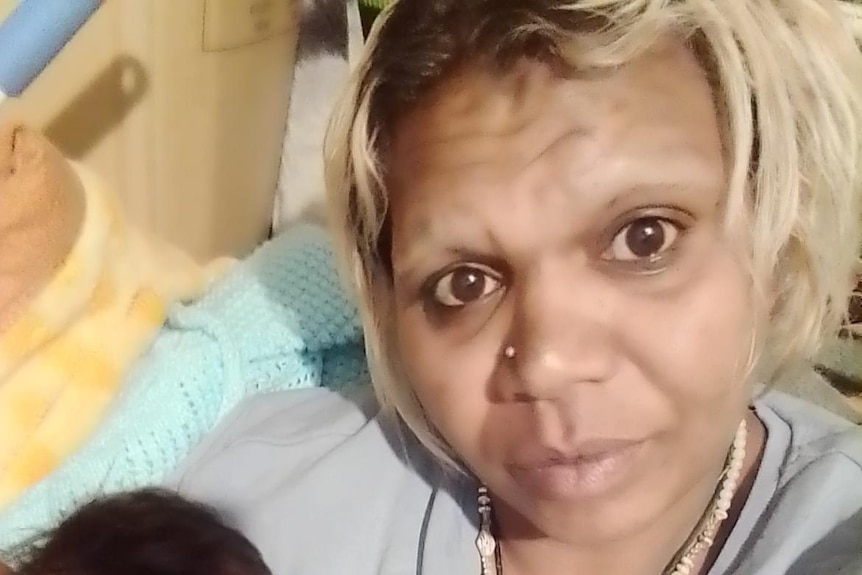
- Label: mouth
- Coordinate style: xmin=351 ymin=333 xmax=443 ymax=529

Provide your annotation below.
xmin=506 ymin=438 xmax=646 ymax=502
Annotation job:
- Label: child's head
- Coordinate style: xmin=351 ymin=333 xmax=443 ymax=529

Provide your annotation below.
xmin=6 ymin=489 xmax=270 ymax=575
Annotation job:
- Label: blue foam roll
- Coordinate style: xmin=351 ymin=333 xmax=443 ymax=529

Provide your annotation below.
xmin=0 ymin=0 xmax=101 ymax=97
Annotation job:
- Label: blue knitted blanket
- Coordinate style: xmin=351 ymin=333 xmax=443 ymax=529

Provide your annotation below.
xmin=0 ymin=224 xmax=367 ymax=551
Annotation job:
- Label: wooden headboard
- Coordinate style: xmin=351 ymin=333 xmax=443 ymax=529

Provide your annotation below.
xmin=0 ymin=0 xmax=300 ymax=261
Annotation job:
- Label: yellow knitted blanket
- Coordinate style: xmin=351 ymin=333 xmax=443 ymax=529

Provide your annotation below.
xmin=0 ymin=164 xmax=229 ymax=510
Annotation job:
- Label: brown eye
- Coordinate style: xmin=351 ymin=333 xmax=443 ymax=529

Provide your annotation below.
xmin=604 ymin=217 xmax=680 ymax=262
xmin=433 ymin=265 xmax=502 ymax=307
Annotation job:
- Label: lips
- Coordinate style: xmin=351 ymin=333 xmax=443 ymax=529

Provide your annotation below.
xmin=507 ymin=438 xmax=646 ymax=502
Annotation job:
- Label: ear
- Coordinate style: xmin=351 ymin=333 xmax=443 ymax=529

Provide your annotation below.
xmin=0 ymin=122 xmax=86 ymax=330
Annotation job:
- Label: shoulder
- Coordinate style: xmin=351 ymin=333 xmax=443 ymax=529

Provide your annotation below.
xmin=169 ymin=385 xmax=393 ymax=493
xmin=760 ymin=390 xmax=862 ymax=474
xmin=166 ymin=385 xmax=441 ymax=575
xmin=737 ymin=391 xmax=862 ymax=574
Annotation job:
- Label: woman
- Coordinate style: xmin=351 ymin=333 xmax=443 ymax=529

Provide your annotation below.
xmin=171 ymin=0 xmax=862 ymax=573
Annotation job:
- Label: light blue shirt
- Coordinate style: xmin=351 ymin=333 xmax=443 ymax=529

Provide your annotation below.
xmin=170 ymin=385 xmax=862 ymax=574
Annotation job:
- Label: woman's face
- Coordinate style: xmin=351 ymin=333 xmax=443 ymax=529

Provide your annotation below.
xmin=386 ymin=41 xmax=756 ymax=544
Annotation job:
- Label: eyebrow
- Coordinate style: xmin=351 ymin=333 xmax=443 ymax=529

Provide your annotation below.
xmin=600 ymin=179 xmax=720 ymax=213
xmin=391 ymin=215 xmax=498 ymax=285
xmin=391 ymin=177 xmax=720 ymax=285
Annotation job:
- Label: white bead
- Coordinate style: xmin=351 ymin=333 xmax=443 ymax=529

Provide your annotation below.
xmin=663 ymin=418 xmax=748 ymax=575
xmin=476 ymin=529 xmax=496 ymax=557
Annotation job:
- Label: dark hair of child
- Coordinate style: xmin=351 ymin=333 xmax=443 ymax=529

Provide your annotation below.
xmin=4 ymin=489 xmax=271 ymax=575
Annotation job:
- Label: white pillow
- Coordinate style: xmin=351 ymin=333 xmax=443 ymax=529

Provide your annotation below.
xmin=273 ymin=0 xmax=363 ymax=232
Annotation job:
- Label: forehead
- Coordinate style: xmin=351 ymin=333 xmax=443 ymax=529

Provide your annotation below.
xmin=385 ymin=39 xmax=724 ymax=215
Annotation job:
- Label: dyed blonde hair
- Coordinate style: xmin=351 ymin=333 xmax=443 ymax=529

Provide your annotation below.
xmin=325 ymin=0 xmax=862 ymax=461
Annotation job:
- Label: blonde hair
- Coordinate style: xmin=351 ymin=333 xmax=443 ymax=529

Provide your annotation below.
xmin=325 ymin=0 xmax=862 ymax=461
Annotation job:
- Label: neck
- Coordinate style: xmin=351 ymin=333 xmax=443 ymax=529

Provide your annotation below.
xmin=496 ymin=412 xmax=765 ymax=575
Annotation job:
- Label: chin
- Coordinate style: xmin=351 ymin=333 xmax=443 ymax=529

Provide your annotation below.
xmin=525 ymin=489 xmax=664 ymax=545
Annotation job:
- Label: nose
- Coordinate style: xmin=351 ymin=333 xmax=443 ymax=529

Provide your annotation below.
xmin=499 ymin=260 xmax=620 ymax=402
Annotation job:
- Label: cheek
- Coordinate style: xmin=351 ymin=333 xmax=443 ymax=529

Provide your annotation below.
xmin=625 ymin=240 xmax=755 ymax=415
xmin=611 ymin=238 xmax=756 ymax=514
xmin=393 ymin=306 xmax=503 ymax=457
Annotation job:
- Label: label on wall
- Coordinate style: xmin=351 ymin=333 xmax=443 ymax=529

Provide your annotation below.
xmin=203 ymin=0 xmax=293 ymax=51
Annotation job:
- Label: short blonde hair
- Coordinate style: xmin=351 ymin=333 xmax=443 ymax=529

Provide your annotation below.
xmin=325 ymin=0 xmax=862 ymax=460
